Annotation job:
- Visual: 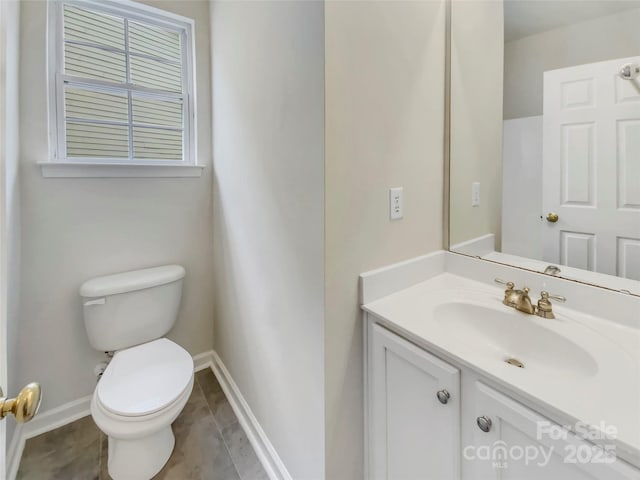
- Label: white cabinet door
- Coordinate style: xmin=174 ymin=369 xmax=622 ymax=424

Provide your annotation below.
xmin=369 ymin=324 xmax=460 ymax=480
xmin=466 ymin=382 xmax=640 ymax=480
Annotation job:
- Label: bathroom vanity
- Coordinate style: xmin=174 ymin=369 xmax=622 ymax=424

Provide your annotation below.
xmin=411 ymin=1 xmax=640 ymax=477
xmin=362 ymin=252 xmax=640 ymax=480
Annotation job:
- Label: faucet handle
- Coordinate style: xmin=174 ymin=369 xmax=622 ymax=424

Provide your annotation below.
xmin=494 ymin=278 xmax=515 ymax=289
xmin=536 ymin=291 xmax=565 ymax=319
xmin=495 ymin=279 xmax=517 ymax=307
xmin=541 ymin=291 xmax=566 ymax=303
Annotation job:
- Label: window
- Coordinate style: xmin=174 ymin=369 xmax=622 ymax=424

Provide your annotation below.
xmin=44 ymin=0 xmax=202 ymax=177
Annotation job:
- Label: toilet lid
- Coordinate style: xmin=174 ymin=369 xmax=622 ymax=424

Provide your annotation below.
xmin=97 ymin=338 xmax=193 ymax=417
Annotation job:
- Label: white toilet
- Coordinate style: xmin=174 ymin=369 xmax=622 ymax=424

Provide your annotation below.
xmin=80 ymin=265 xmax=194 ymax=480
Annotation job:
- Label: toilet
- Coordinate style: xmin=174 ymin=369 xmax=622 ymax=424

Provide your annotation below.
xmin=80 ymin=265 xmax=194 ymax=480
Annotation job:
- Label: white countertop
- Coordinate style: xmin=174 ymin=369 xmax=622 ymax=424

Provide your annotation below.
xmin=363 ymin=272 xmax=640 ymax=465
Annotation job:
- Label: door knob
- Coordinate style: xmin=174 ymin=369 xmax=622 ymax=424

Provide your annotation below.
xmin=477 ymin=415 xmax=492 ymax=433
xmin=436 ymin=389 xmax=450 ymax=405
xmin=619 ymin=63 xmax=640 ymax=80
xmin=0 ymin=383 xmax=42 ymax=423
xmin=546 ymin=212 xmax=559 ymax=223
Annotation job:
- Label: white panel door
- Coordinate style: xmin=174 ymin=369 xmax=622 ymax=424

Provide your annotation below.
xmin=466 ymin=382 xmax=639 ymax=480
xmin=369 ymin=324 xmax=460 ymax=480
xmin=543 ymin=56 xmax=640 ymax=279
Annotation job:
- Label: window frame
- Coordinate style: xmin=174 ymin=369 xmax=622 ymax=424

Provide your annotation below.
xmin=43 ymin=0 xmax=203 ymax=178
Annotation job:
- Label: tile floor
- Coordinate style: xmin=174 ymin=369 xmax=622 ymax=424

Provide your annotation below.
xmin=17 ymin=369 xmax=269 ymax=480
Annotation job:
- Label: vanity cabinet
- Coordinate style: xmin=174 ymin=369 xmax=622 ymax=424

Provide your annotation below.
xmin=466 ymin=381 xmax=636 ymax=480
xmin=367 ymin=320 xmax=640 ymax=480
xmin=369 ymin=324 xmax=460 ymax=480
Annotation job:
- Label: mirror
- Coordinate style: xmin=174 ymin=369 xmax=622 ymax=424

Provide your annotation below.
xmin=448 ymin=0 xmax=640 ymax=296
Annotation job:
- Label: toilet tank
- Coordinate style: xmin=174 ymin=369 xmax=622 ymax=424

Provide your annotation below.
xmin=80 ymin=265 xmax=185 ymax=352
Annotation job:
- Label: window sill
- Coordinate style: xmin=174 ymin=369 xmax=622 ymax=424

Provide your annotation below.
xmin=38 ymin=162 xmax=205 ymax=178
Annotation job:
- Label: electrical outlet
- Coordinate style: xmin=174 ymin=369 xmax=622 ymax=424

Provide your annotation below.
xmin=471 ymin=182 xmax=480 ymax=207
xmin=390 ymin=187 xmax=403 ymax=220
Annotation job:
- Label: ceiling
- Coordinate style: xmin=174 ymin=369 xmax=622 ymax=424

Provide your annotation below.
xmin=504 ymin=0 xmax=640 ymax=42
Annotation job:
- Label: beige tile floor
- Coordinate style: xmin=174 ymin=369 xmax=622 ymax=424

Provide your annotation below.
xmin=17 ymin=369 xmax=269 ymax=480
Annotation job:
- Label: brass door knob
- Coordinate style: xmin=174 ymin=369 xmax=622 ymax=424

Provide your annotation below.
xmin=0 ymin=383 xmax=42 ymax=423
xmin=546 ymin=212 xmax=559 ymax=223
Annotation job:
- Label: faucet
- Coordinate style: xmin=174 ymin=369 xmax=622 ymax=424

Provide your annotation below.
xmin=495 ymin=279 xmax=566 ymax=318
xmin=514 ymin=287 xmax=535 ymax=314
xmin=544 ymin=265 xmax=561 ymax=276
xmin=494 ymin=279 xmax=519 ymax=307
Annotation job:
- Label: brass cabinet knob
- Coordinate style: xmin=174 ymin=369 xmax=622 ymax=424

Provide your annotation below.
xmin=546 ymin=212 xmax=559 ymax=223
xmin=0 ymin=383 xmax=42 ymax=423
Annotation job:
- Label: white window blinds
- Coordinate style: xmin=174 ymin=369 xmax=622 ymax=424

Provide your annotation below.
xmin=55 ymin=2 xmax=193 ymax=164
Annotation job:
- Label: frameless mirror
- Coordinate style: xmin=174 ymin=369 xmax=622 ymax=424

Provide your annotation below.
xmin=448 ymin=0 xmax=640 ymax=296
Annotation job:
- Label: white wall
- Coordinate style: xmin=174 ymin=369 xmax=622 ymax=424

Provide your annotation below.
xmin=210 ymin=2 xmax=325 ymax=478
xmin=504 ymin=7 xmax=640 ymax=119
xmin=449 ymin=0 xmax=504 ymax=248
xmin=0 ymin=0 xmax=21 ymax=461
xmin=324 ymin=1 xmax=445 ymax=477
xmin=501 ymin=116 xmax=543 ymax=259
xmin=17 ymin=0 xmax=215 ymax=413
xmin=211 ymin=4 xmax=448 ymax=479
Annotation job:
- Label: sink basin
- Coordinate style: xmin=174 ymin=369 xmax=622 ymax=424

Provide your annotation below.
xmin=434 ymin=302 xmax=599 ymax=379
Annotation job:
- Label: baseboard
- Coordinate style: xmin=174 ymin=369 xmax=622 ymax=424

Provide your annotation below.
xmin=193 ymin=349 xmax=215 ymax=372
xmin=210 ymin=351 xmax=292 ymax=480
xmin=6 ymin=348 xmax=216 ymax=480
xmin=25 ymin=395 xmax=93 ymax=440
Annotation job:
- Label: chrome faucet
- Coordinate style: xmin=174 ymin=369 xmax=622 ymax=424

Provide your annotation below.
xmin=495 ymin=279 xmax=565 ymax=318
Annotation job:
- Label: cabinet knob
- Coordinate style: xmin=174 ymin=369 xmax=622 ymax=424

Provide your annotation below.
xmin=477 ymin=416 xmax=492 ymax=433
xmin=436 ymin=389 xmax=450 ymax=405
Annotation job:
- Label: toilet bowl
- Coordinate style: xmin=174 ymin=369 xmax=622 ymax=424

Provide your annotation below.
xmin=80 ymin=265 xmax=192 ymax=479
xmin=91 ymin=338 xmax=194 ymax=480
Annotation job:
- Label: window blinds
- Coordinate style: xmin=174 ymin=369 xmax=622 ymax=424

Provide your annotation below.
xmin=61 ymin=5 xmax=185 ymax=162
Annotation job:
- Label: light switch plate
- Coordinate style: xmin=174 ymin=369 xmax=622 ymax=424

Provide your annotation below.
xmin=390 ymin=187 xmax=403 ymax=220
xmin=471 ymin=182 xmax=480 ymax=207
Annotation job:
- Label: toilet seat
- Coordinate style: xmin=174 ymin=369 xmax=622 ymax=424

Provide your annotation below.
xmin=98 ymin=338 xmax=193 ymax=418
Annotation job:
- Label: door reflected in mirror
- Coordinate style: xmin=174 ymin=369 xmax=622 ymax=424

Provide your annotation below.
xmin=448 ymin=0 xmax=640 ymax=295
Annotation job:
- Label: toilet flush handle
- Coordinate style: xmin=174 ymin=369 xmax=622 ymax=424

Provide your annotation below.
xmin=84 ymin=297 xmax=106 ymax=306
